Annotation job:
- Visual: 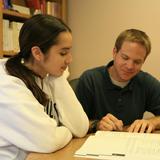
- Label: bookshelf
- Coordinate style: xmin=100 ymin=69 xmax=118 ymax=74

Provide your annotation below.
xmin=0 ymin=0 xmax=67 ymax=57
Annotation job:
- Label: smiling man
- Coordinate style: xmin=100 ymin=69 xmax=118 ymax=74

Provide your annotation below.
xmin=76 ymin=29 xmax=160 ymax=133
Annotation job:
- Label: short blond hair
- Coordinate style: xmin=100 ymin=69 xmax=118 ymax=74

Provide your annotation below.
xmin=115 ymin=29 xmax=151 ymax=57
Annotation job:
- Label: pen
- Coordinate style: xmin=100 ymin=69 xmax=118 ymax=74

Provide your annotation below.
xmin=112 ymin=153 xmax=125 ymax=156
xmin=86 ymin=154 xmax=99 ymax=157
xmin=85 ymin=153 xmax=125 ymax=157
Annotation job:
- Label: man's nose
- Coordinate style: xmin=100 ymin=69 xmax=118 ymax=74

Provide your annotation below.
xmin=126 ymin=60 xmax=134 ymax=70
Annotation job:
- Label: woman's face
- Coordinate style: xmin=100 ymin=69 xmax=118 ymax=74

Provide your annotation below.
xmin=35 ymin=32 xmax=72 ymax=77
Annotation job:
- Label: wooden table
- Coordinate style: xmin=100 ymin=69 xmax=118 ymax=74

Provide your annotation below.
xmin=26 ymin=130 xmax=160 ymax=160
xmin=26 ymin=135 xmax=93 ymax=160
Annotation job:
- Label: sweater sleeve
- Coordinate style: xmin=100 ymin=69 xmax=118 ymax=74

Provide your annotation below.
xmin=0 ymin=74 xmax=72 ymax=153
xmin=53 ymin=72 xmax=89 ymax=137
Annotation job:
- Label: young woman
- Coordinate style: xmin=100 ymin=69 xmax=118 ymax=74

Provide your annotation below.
xmin=0 ymin=14 xmax=89 ymax=160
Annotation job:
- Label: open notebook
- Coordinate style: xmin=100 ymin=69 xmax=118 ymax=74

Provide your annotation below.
xmin=75 ymin=131 xmax=160 ymax=160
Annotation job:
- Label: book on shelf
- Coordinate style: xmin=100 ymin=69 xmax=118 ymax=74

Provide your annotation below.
xmin=3 ymin=20 xmax=10 ymax=51
xmin=46 ymin=1 xmax=60 ymax=17
xmin=25 ymin=0 xmax=41 ymax=10
xmin=2 ymin=0 xmax=12 ymax=9
xmin=3 ymin=20 xmax=23 ymax=54
xmin=11 ymin=22 xmax=23 ymax=53
xmin=2 ymin=0 xmax=31 ymax=16
xmin=25 ymin=0 xmax=46 ymax=14
xmin=40 ymin=0 xmax=46 ymax=14
xmin=12 ymin=4 xmax=30 ymax=15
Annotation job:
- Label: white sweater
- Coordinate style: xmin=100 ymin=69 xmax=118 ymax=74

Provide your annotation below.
xmin=0 ymin=59 xmax=89 ymax=160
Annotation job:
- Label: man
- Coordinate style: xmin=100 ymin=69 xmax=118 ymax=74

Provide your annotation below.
xmin=76 ymin=29 xmax=160 ymax=133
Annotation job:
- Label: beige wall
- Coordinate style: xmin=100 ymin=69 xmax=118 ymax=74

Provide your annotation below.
xmin=67 ymin=0 xmax=160 ymax=80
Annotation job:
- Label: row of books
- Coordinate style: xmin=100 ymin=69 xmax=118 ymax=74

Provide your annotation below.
xmin=2 ymin=0 xmax=60 ymax=17
xmin=26 ymin=0 xmax=60 ymax=16
xmin=3 ymin=20 xmax=23 ymax=53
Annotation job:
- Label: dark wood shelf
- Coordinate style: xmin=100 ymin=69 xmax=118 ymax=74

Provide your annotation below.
xmin=3 ymin=9 xmax=30 ymax=22
xmin=3 ymin=51 xmax=18 ymax=57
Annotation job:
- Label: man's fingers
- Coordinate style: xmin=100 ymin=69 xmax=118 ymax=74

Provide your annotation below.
xmin=99 ymin=121 xmax=114 ymax=131
xmin=128 ymin=119 xmax=155 ymax=133
xmin=101 ymin=117 xmax=117 ymax=130
xmin=106 ymin=114 xmax=123 ymax=131
xmin=102 ymin=113 xmax=123 ymax=131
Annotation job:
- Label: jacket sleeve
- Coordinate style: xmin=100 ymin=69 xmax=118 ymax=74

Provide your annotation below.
xmin=0 ymin=74 xmax=72 ymax=153
xmin=53 ymin=71 xmax=89 ymax=137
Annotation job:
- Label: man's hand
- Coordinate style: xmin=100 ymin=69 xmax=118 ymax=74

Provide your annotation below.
xmin=97 ymin=113 xmax=123 ymax=131
xmin=128 ymin=119 xmax=156 ymax=133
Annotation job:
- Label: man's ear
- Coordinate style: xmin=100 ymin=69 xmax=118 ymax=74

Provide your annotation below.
xmin=31 ymin=46 xmax=43 ymax=61
xmin=112 ymin=47 xmax=117 ymax=58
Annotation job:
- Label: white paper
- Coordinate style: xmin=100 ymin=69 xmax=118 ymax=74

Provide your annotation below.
xmin=75 ymin=131 xmax=160 ymax=160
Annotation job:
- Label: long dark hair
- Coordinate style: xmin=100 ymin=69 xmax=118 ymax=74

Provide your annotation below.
xmin=5 ymin=14 xmax=71 ymax=106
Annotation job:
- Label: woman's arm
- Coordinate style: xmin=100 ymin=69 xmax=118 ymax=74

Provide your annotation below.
xmin=0 ymin=75 xmax=72 ymax=153
xmin=53 ymin=70 xmax=89 ymax=137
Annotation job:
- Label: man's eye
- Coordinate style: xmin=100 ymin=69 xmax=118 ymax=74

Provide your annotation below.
xmin=122 ymin=56 xmax=128 ymax=60
xmin=60 ymin=51 xmax=67 ymax=56
xmin=134 ymin=61 xmax=142 ymax=65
